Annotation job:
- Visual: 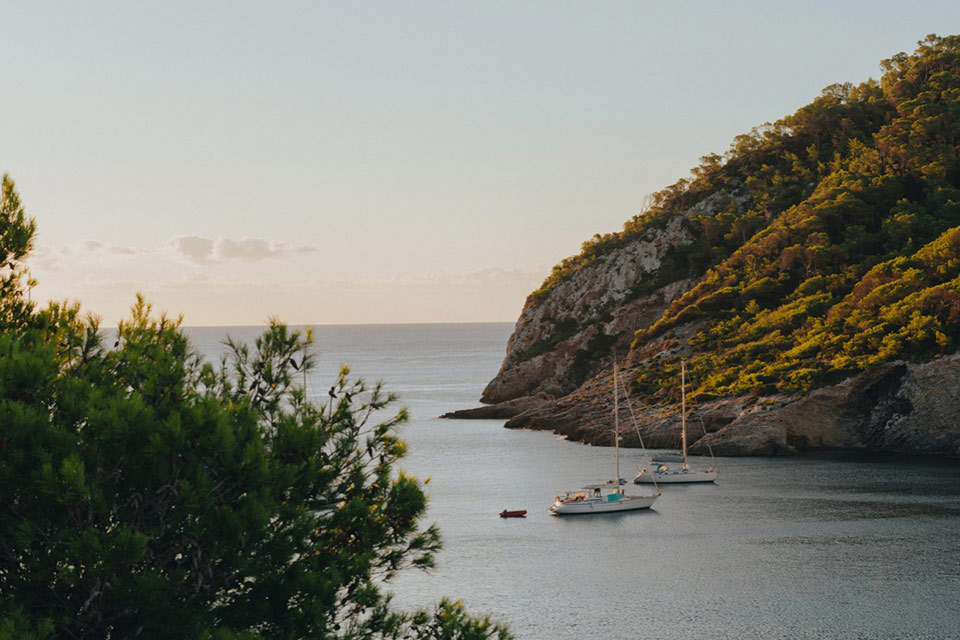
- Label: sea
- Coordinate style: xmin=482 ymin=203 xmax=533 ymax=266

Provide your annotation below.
xmin=185 ymin=323 xmax=960 ymax=640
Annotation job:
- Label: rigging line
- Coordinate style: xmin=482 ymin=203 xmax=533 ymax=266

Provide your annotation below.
xmin=686 ymin=390 xmax=716 ymax=462
xmin=614 ymin=362 xmax=660 ymax=493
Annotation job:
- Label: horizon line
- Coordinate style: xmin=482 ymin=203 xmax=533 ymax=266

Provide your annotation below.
xmin=99 ymin=319 xmax=518 ymax=330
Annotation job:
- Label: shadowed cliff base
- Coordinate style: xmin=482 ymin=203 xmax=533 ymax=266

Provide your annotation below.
xmin=449 ymin=354 xmax=960 ymax=457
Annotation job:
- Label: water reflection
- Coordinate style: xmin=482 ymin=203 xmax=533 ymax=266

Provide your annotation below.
xmin=724 ymin=495 xmax=960 ymax=521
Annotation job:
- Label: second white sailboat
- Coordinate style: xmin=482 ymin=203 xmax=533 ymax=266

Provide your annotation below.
xmin=634 ymin=360 xmax=717 ymax=485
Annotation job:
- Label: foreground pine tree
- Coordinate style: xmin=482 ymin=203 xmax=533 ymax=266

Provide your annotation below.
xmin=0 ymin=175 xmax=510 ymax=640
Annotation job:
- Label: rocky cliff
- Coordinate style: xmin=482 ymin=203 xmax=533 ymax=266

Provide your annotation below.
xmin=449 ymin=36 xmax=960 ymax=458
xmin=480 ymin=193 xmax=725 ymax=404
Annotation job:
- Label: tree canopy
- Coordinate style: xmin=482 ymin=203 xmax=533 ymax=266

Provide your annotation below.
xmin=0 ymin=175 xmax=510 ymax=639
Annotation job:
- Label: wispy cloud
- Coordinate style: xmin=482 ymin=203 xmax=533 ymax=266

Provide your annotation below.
xmin=32 ymin=240 xmax=142 ymax=271
xmin=28 ymin=237 xmax=544 ymax=324
xmin=29 ymin=258 xmax=546 ymax=325
xmin=169 ymin=236 xmax=316 ymax=264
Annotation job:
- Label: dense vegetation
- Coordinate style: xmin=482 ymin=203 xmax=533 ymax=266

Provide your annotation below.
xmin=0 ymin=175 xmax=509 ymax=639
xmin=538 ymin=35 xmax=960 ymax=401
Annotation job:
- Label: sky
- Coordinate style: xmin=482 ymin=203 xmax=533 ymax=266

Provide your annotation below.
xmin=3 ymin=1 xmax=959 ymax=326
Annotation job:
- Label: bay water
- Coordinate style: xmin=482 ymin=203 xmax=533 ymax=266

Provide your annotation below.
xmin=186 ymin=323 xmax=960 ymax=639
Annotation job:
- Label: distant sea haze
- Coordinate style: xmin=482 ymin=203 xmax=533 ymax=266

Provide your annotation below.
xmin=184 ymin=323 xmax=960 ymax=640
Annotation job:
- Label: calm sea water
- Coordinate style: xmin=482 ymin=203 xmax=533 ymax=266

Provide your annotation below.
xmin=185 ymin=323 xmax=960 ymax=640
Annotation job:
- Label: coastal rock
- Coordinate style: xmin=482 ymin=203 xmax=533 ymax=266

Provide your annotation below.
xmin=440 ymin=392 xmax=553 ymax=420
xmin=697 ymin=357 xmax=960 ymax=456
xmin=503 ymin=355 xmax=960 ymax=457
xmin=863 ymin=354 xmax=960 ymax=455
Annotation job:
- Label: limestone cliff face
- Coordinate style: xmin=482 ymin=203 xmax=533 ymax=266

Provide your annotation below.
xmin=480 ymin=277 xmax=694 ymax=403
xmin=481 ymin=194 xmax=727 ymax=404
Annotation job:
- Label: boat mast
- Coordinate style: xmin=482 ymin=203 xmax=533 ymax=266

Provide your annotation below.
xmin=614 ymin=361 xmax=620 ymax=489
xmin=681 ymin=359 xmax=688 ymax=471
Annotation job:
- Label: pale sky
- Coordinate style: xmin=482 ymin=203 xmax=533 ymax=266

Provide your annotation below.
xmin=3 ymin=1 xmax=958 ymax=325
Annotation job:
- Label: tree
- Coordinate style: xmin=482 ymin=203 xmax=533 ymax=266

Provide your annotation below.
xmin=0 ymin=173 xmax=36 ymax=329
xmin=0 ymin=176 xmax=510 ymax=639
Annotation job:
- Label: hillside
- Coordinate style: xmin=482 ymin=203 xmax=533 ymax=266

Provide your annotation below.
xmin=459 ymin=35 xmax=960 ymax=457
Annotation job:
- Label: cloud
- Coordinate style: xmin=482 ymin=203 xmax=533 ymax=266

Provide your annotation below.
xmin=213 ymin=238 xmax=284 ymax=261
xmin=170 ymin=236 xmax=216 ymax=264
xmin=31 ymin=240 xmax=141 ymax=271
xmin=169 ymin=236 xmax=316 ymax=264
xmin=29 ymin=261 xmax=547 ymax=325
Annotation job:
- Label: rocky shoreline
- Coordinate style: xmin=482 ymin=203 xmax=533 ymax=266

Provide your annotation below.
xmin=444 ymin=353 xmax=960 ymax=457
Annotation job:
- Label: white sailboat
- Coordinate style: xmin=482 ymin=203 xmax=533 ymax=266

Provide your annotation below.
xmin=634 ymin=360 xmax=717 ymax=485
xmin=551 ymin=363 xmax=660 ymax=515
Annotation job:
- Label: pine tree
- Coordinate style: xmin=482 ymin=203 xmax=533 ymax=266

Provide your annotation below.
xmin=0 ymin=176 xmax=511 ymax=640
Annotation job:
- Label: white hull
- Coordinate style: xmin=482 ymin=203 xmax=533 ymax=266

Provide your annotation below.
xmin=550 ymin=494 xmax=658 ymax=515
xmin=550 ymin=364 xmax=660 ymax=516
xmin=634 ymin=469 xmax=716 ymax=484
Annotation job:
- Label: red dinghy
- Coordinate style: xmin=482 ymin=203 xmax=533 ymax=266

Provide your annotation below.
xmin=499 ymin=509 xmax=527 ymax=518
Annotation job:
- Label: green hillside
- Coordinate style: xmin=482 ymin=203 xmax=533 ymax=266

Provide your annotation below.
xmin=545 ymin=35 xmax=960 ymax=401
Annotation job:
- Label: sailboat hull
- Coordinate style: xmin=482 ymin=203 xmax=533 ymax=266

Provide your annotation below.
xmin=634 ymin=469 xmax=717 ymax=484
xmin=550 ymin=494 xmax=658 ymax=515
xmin=551 ymin=363 xmax=660 ymax=516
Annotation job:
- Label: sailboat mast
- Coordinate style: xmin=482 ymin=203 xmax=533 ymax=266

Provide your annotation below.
xmin=613 ymin=362 xmax=620 ymax=488
xmin=681 ymin=359 xmax=688 ymax=471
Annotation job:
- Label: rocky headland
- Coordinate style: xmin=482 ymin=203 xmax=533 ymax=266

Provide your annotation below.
xmin=444 ymin=37 xmax=960 ymax=458
xmin=445 ymin=205 xmax=960 ymax=457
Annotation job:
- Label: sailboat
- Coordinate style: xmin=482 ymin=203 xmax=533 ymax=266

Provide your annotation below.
xmin=550 ymin=363 xmax=660 ymax=515
xmin=634 ymin=360 xmax=717 ymax=484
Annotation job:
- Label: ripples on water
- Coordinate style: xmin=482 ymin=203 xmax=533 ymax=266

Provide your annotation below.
xmin=186 ymin=324 xmax=960 ymax=640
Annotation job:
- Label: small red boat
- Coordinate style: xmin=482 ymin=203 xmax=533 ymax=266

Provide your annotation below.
xmin=499 ymin=509 xmax=527 ymax=518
